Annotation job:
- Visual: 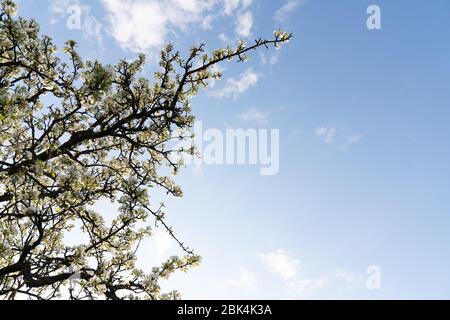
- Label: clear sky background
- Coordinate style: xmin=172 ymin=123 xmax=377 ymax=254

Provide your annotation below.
xmin=14 ymin=0 xmax=450 ymax=299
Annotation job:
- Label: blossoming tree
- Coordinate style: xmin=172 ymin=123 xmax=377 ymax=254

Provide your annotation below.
xmin=0 ymin=0 xmax=291 ymax=299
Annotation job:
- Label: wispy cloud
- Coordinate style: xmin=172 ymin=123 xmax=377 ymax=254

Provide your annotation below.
xmin=315 ymin=126 xmax=337 ymax=144
xmin=233 ymin=250 xmax=370 ymax=297
xmin=218 ymin=32 xmax=230 ymax=43
xmin=238 ymin=108 xmax=269 ymax=125
xmin=274 ymin=0 xmax=303 ymax=22
xmin=201 ymin=14 xmax=215 ymax=30
xmin=211 ymin=68 xmax=259 ymax=99
xmin=315 ymin=125 xmax=364 ymax=150
xmin=236 ymin=11 xmax=253 ymax=37
xmin=259 ymin=249 xmax=327 ymax=296
xmin=223 ymin=0 xmax=254 ymax=16
xmin=339 ymin=134 xmax=365 ymax=150
xmin=225 ymin=267 xmax=258 ymax=290
xmin=259 ymin=250 xmax=300 ymax=281
xmin=218 ymin=0 xmax=256 ymax=42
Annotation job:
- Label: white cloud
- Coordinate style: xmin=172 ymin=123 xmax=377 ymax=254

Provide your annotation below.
xmin=101 ymin=0 xmax=216 ymax=53
xmin=258 ymin=249 xmax=328 ymax=296
xmin=211 ymin=68 xmax=259 ymax=99
xmin=347 ymin=134 xmax=364 ymax=144
xmin=100 ymin=0 xmax=169 ymax=53
xmin=47 ymin=0 xmax=258 ymax=55
xmin=235 ymin=11 xmax=253 ymax=37
xmin=100 ymin=0 xmax=256 ymax=54
xmin=218 ymin=32 xmax=230 ymax=43
xmin=274 ymin=0 xmax=303 ymax=22
xmin=316 ymin=126 xmax=364 ymax=149
xmin=202 ymin=14 xmax=215 ymax=30
xmin=315 ymin=126 xmax=337 ymax=144
xmin=259 ymin=250 xmax=300 ymax=281
xmin=223 ymin=0 xmax=255 ymax=38
xmin=225 ymin=267 xmax=257 ymax=290
xmin=82 ymin=15 xmax=104 ymax=46
xmin=48 ymin=0 xmax=72 ymax=21
xmin=339 ymin=134 xmax=364 ymax=150
xmin=223 ymin=0 xmax=254 ymax=16
xmin=238 ymin=108 xmax=269 ymax=125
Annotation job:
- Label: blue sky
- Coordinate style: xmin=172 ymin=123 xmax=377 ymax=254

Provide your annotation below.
xmin=14 ymin=0 xmax=450 ymax=299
